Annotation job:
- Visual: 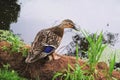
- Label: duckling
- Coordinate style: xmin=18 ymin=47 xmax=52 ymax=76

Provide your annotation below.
xmin=25 ymin=19 xmax=78 ymax=63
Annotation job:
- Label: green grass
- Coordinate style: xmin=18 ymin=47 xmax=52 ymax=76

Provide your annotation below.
xmin=109 ymin=53 xmax=116 ymax=76
xmin=52 ymin=31 xmax=98 ymax=80
xmin=82 ymin=30 xmax=107 ymax=74
xmin=53 ymin=30 xmax=118 ymax=80
xmin=52 ymin=64 xmax=94 ymax=80
xmin=1 ymin=30 xmax=118 ymax=80
xmin=0 ymin=30 xmax=29 ymax=56
xmin=0 ymin=69 xmax=26 ymax=80
xmin=0 ymin=30 xmax=28 ymax=79
xmin=0 ymin=64 xmax=26 ymax=80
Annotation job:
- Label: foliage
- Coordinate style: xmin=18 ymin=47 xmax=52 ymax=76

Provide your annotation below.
xmin=1 ymin=46 xmax=9 ymax=51
xmin=82 ymin=30 xmax=107 ymax=74
xmin=21 ymin=47 xmax=29 ymax=57
xmin=0 ymin=64 xmax=26 ymax=80
xmin=53 ymin=30 xmax=112 ymax=80
xmin=52 ymin=64 xmax=94 ymax=80
xmin=0 ymin=30 xmax=29 ymax=56
xmin=75 ymin=43 xmax=79 ymax=61
xmin=66 ymin=31 xmax=118 ymax=58
xmin=109 ymin=53 xmax=116 ymax=76
xmin=0 ymin=0 xmax=20 ymax=30
xmin=52 ymin=40 xmax=94 ymax=80
xmin=0 ymin=69 xmax=26 ymax=80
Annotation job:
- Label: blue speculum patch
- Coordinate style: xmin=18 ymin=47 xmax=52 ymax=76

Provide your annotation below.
xmin=43 ymin=46 xmax=55 ymax=54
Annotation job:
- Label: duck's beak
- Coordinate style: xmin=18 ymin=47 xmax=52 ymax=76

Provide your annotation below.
xmin=72 ymin=26 xmax=79 ymax=31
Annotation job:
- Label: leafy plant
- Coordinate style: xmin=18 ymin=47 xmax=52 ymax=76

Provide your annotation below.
xmin=1 ymin=46 xmax=9 ymax=51
xmin=52 ymin=42 xmax=94 ymax=80
xmin=82 ymin=30 xmax=107 ymax=74
xmin=0 ymin=64 xmax=26 ymax=80
xmin=109 ymin=53 xmax=116 ymax=76
xmin=0 ymin=68 xmax=26 ymax=80
xmin=52 ymin=64 xmax=94 ymax=80
xmin=53 ymin=30 xmax=118 ymax=80
xmin=3 ymin=63 xmax=11 ymax=70
xmin=75 ymin=43 xmax=79 ymax=61
xmin=21 ymin=47 xmax=29 ymax=57
xmin=0 ymin=30 xmax=29 ymax=56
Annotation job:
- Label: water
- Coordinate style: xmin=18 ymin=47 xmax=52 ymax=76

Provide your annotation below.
xmin=10 ymin=0 xmax=120 ymax=50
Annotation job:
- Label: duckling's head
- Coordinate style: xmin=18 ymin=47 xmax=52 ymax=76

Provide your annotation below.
xmin=60 ymin=19 xmax=78 ymax=30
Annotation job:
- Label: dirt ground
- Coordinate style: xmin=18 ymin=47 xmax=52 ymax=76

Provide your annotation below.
xmin=0 ymin=41 xmax=120 ymax=80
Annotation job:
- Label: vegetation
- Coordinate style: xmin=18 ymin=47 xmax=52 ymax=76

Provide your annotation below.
xmin=108 ymin=53 xmax=116 ymax=77
xmin=82 ymin=31 xmax=107 ymax=74
xmin=0 ymin=0 xmax=20 ymax=30
xmin=52 ymin=64 xmax=94 ymax=80
xmin=53 ymin=30 xmax=117 ymax=80
xmin=66 ymin=31 xmax=118 ymax=58
xmin=0 ymin=30 xmax=118 ymax=80
xmin=0 ymin=64 xmax=26 ymax=80
xmin=0 ymin=30 xmax=29 ymax=56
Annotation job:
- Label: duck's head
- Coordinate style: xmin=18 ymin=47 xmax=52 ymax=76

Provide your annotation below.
xmin=60 ymin=19 xmax=78 ymax=30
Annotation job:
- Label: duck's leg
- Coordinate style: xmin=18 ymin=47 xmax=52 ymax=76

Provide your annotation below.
xmin=52 ymin=52 xmax=61 ymax=60
xmin=48 ymin=52 xmax=61 ymax=61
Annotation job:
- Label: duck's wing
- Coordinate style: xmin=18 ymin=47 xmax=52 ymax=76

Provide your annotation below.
xmin=31 ymin=29 xmax=48 ymax=51
xmin=31 ymin=29 xmax=60 ymax=52
xmin=25 ymin=29 xmax=61 ymax=63
xmin=43 ymin=45 xmax=56 ymax=54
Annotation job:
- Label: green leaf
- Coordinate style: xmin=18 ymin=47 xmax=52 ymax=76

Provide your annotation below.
xmin=109 ymin=53 xmax=116 ymax=76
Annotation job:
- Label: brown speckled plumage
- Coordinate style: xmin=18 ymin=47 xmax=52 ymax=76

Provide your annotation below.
xmin=31 ymin=26 xmax=63 ymax=53
xmin=25 ymin=19 xmax=76 ymax=63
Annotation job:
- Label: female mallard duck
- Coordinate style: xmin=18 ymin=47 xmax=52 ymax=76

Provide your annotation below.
xmin=25 ymin=19 xmax=78 ymax=63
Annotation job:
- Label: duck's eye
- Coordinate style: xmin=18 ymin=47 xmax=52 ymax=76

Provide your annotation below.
xmin=68 ymin=23 xmax=71 ymax=25
xmin=68 ymin=23 xmax=73 ymax=26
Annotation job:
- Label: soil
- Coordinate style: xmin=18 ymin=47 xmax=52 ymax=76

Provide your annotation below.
xmin=0 ymin=41 xmax=120 ymax=80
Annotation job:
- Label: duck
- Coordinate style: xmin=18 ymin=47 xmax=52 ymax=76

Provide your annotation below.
xmin=25 ymin=19 xmax=78 ymax=63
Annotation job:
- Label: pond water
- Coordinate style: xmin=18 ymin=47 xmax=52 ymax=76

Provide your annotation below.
xmin=11 ymin=0 xmax=120 ymax=50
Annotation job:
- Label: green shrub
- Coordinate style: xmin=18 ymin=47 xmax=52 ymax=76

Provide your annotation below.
xmin=52 ymin=38 xmax=94 ymax=80
xmin=0 ymin=69 xmax=26 ymax=80
xmin=52 ymin=64 xmax=94 ymax=80
xmin=108 ymin=53 xmax=116 ymax=79
xmin=0 ymin=64 xmax=26 ymax=80
xmin=82 ymin=30 xmax=107 ymax=74
xmin=53 ymin=30 xmax=108 ymax=80
xmin=0 ymin=30 xmax=29 ymax=56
